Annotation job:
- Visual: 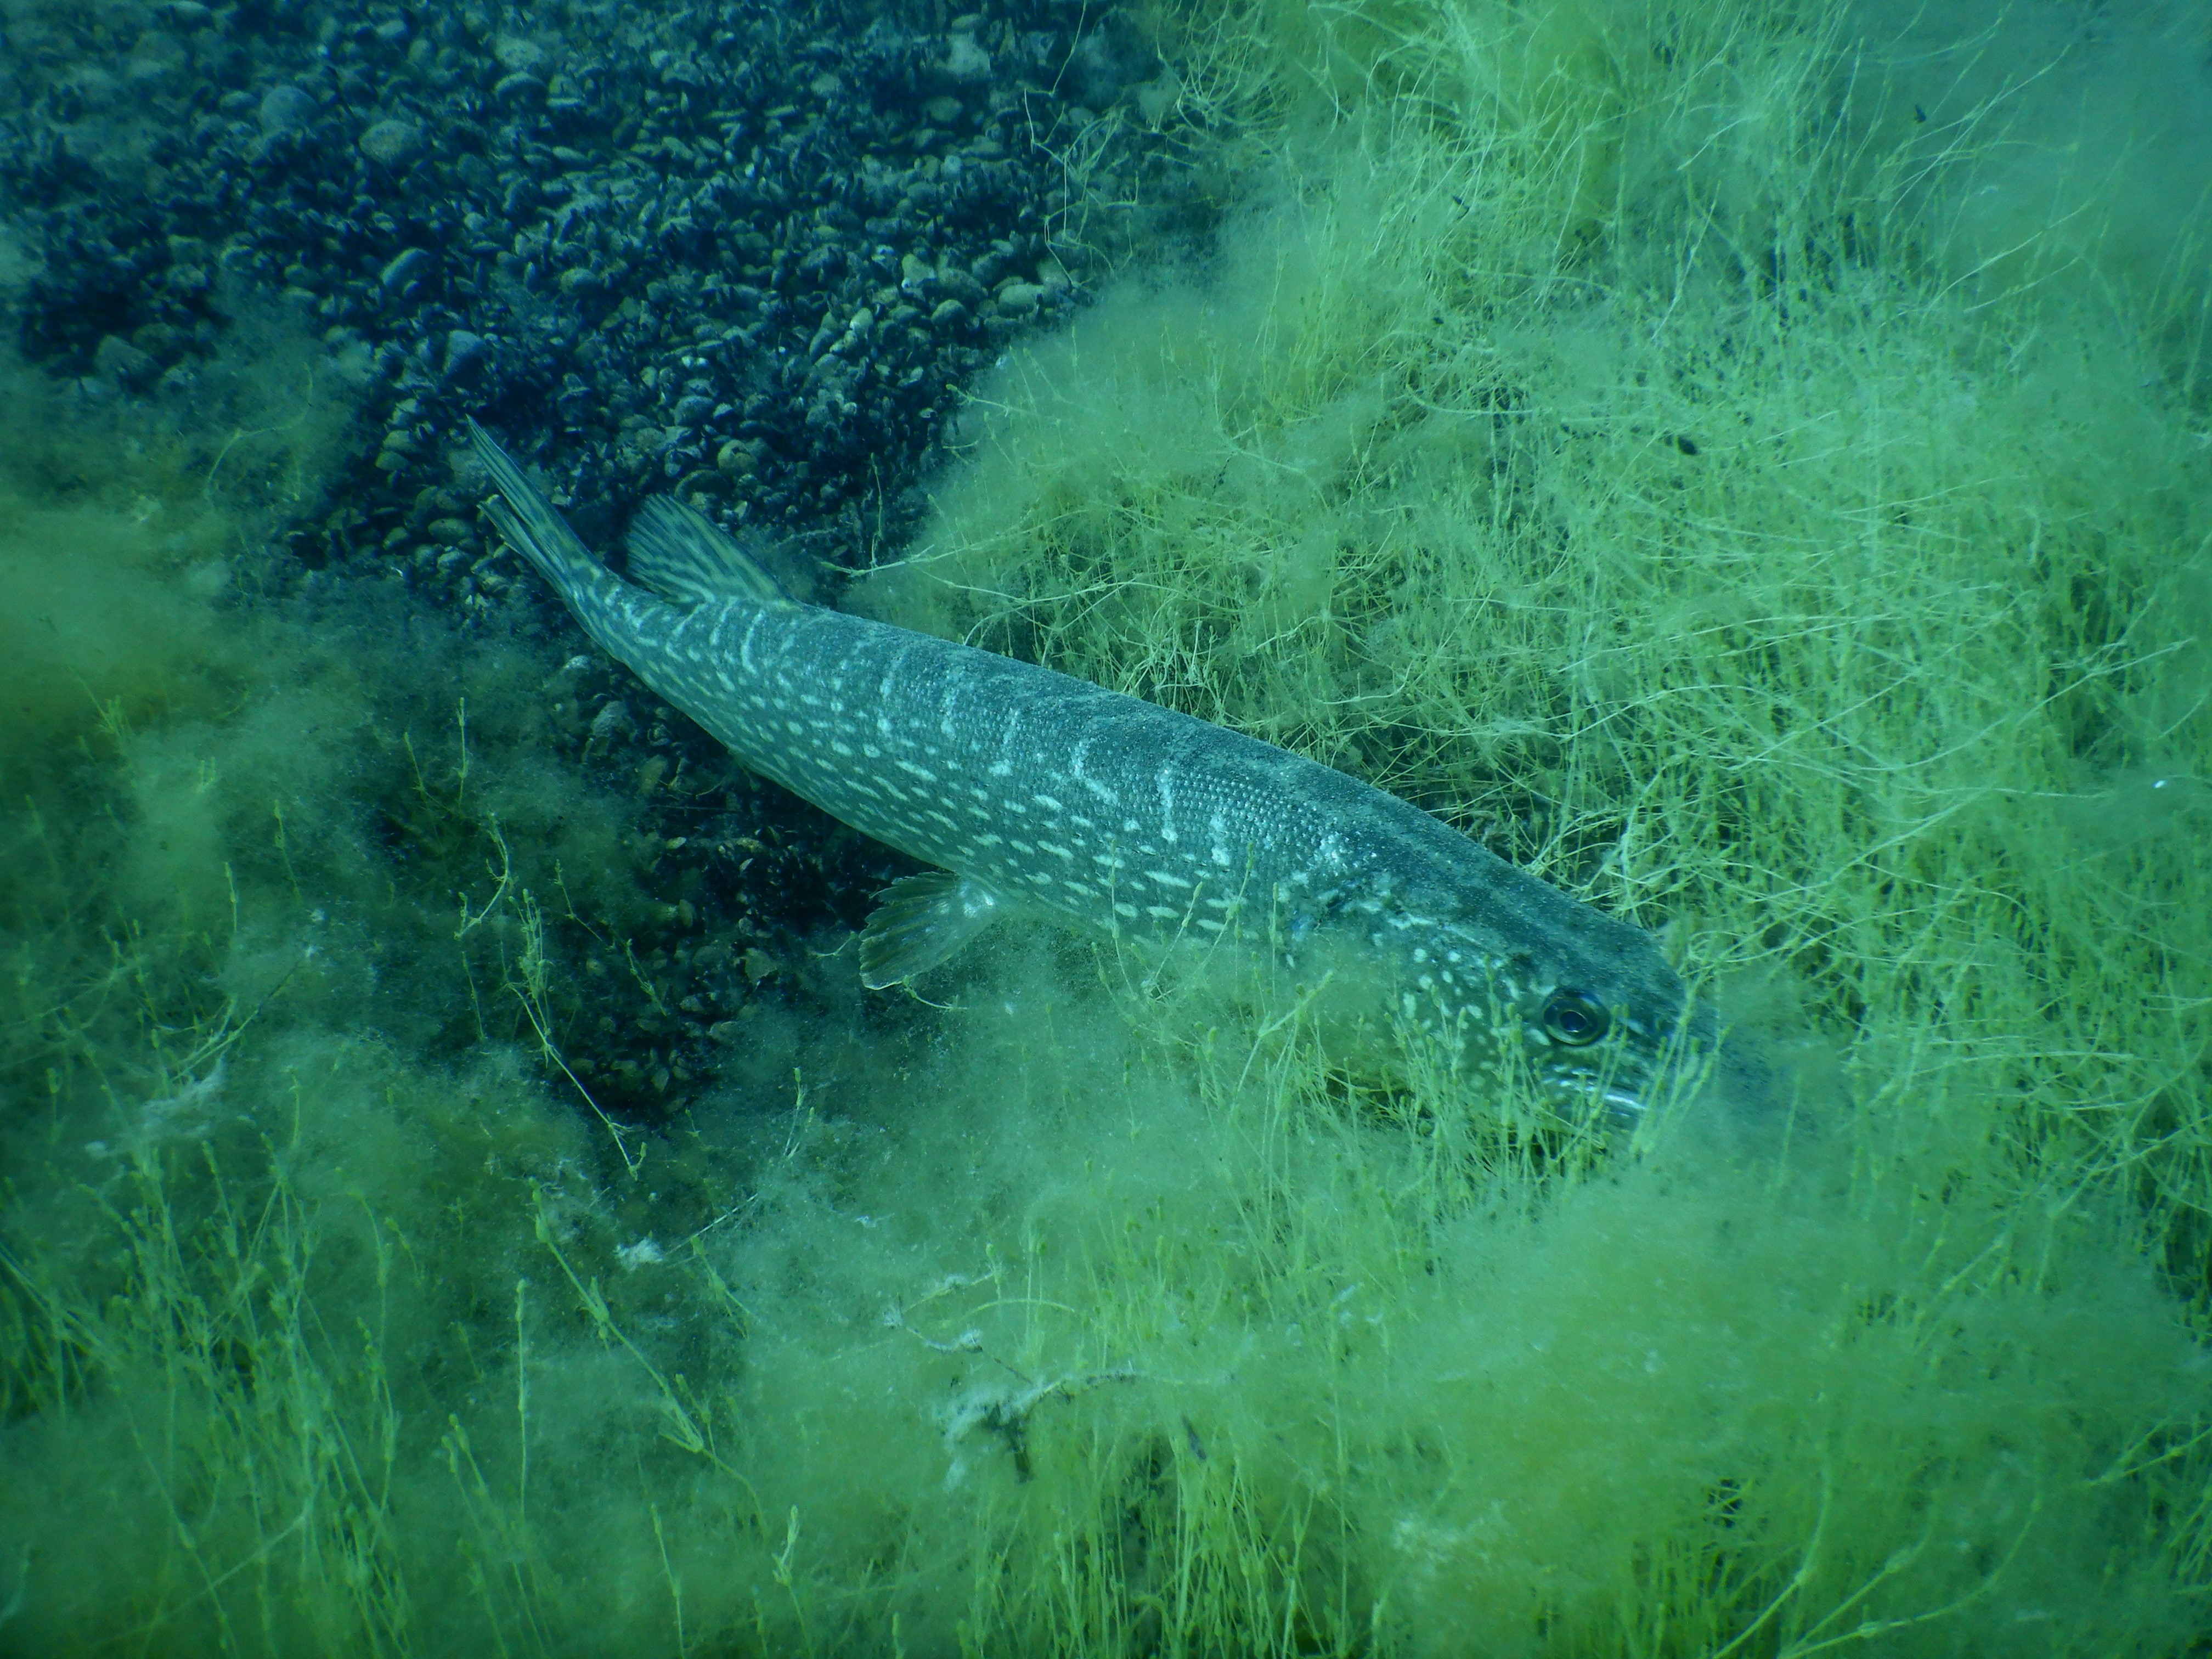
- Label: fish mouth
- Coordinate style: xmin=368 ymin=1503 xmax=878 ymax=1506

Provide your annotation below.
xmin=1534 ymin=1066 xmax=1655 ymax=1128
xmin=1542 ymin=1046 xmax=1708 ymax=1127
xmin=1596 ymin=1084 xmax=1654 ymax=1125
xmin=1578 ymin=1046 xmax=1766 ymax=1131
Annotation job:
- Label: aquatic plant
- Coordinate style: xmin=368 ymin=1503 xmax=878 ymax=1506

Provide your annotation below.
xmin=3 ymin=1 xmax=2210 ymax=1655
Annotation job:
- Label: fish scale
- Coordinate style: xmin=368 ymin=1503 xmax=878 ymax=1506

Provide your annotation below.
xmin=472 ymin=422 xmax=1718 ymax=1122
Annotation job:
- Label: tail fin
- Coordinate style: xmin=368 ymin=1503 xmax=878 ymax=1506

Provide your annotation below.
xmin=467 ymin=421 xmax=610 ymax=601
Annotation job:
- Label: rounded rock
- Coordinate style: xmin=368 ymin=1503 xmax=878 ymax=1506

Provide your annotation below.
xmin=945 ymin=31 xmax=991 ymax=84
xmin=358 ymin=119 xmax=422 ymax=166
xmin=494 ymin=35 xmax=549 ymax=76
xmin=381 ymin=247 xmax=434 ymax=292
xmin=258 ymin=83 xmax=317 ymax=137
xmin=444 ymin=330 xmax=492 ymax=377
xmin=936 ymin=267 xmax=987 ymax=308
xmin=93 ymin=335 xmax=157 ymax=388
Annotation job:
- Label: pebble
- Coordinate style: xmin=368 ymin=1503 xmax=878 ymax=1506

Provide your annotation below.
xmin=93 ymin=334 xmax=157 ymax=387
xmin=493 ymin=35 xmax=549 ymax=76
xmin=590 ymin=701 xmax=636 ymax=745
xmin=946 ymin=32 xmax=992 ymax=84
xmin=443 ymin=330 xmax=490 ymax=377
xmin=357 ymin=119 xmax=421 ymax=166
xmin=257 ymin=83 xmax=316 ymax=138
xmin=380 ymin=248 xmax=433 ymax=292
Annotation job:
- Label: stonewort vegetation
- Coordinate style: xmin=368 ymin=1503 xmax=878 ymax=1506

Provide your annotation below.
xmin=4 ymin=0 xmax=2212 ymax=1654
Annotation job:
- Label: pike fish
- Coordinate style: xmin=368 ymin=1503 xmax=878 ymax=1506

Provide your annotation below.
xmin=471 ymin=423 xmax=1723 ymax=1124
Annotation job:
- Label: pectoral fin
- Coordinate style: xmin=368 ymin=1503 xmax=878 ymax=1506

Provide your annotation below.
xmin=857 ymin=871 xmax=1011 ymax=988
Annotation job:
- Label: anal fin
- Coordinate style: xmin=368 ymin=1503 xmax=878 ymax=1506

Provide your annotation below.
xmin=857 ymin=871 xmax=1010 ymax=988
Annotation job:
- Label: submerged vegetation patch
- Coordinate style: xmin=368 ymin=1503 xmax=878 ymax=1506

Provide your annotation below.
xmin=4 ymin=0 xmax=2212 ymax=1655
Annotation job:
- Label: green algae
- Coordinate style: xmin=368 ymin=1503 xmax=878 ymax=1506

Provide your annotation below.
xmin=5 ymin=2 xmax=2212 ymax=1655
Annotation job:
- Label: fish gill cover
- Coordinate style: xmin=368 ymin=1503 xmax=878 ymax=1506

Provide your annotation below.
xmin=2 ymin=0 xmax=2211 ymax=1656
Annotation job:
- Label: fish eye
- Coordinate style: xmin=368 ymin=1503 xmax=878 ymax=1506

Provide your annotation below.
xmin=1541 ymin=989 xmax=1610 ymax=1047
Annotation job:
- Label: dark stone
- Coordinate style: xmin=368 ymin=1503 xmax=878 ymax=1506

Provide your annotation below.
xmin=380 ymin=247 xmax=433 ymax=291
xmin=93 ymin=334 xmax=157 ymax=387
xmin=358 ymin=119 xmax=421 ymax=165
xmin=258 ymin=83 xmax=316 ymax=137
xmin=444 ymin=329 xmax=490 ymax=377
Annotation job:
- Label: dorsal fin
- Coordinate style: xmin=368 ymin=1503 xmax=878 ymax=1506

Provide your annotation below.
xmin=624 ymin=496 xmax=799 ymax=608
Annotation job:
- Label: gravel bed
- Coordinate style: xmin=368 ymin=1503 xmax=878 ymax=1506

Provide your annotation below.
xmin=1 ymin=0 xmax=1206 ymax=1120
